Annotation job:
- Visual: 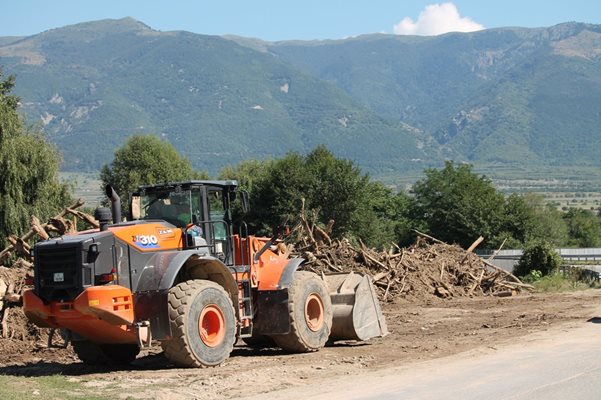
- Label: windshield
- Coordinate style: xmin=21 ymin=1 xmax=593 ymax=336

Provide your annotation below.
xmin=140 ymin=189 xmax=197 ymax=228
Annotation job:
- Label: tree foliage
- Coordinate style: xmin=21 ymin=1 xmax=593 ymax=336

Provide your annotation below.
xmin=562 ymin=209 xmax=601 ymax=248
xmin=0 ymin=68 xmax=71 ymax=246
xmin=410 ymin=161 xmax=507 ymax=248
xmin=519 ymin=193 xmax=568 ymax=246
xmin=359 ymin=182 xmax=415 ymax=247
xmin=100 ymin=134 xmax=207 ymax=211
xmin=407 ymin=161 xmax=580 ymax=249
xmin=220 ymin=146 xmax=407 ymax=247
xmin=514 ymin=240 xmax=561 ymax=277
xmin=105 ymin=140 xmax=598 ymax=253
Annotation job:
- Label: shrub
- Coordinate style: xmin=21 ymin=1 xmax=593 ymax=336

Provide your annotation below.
xmin=514 ymin=240 xmax=561 ymax=277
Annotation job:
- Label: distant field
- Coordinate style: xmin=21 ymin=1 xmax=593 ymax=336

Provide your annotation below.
xmin=61 ymin=164 xmax=601 ymax=213
xmin=59 ymin=172 xmax=103 ymax=207
xmin=541 ymin=192 xmax=601 ymax=212
xmin=477 ymin=165 xmax=601 ymax=193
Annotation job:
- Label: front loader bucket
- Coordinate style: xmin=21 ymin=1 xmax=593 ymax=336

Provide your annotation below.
xmin=323 ymin=272 xmax=389 ymax=341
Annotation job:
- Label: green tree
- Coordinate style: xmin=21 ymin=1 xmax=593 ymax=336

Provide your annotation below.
xmin=514 ymin=240 xmax=561 ymax=277
xmin=220 ymin=146 xmax=413 ymax=247
xmin=100 ymin=134 xmax=207 ymax=213
xmin=304 ymin=146 xmax=369 ymax=238
xmin=410 ymin=161 xmax=506 ymax=248
xmin=240 ymin=152 xmax=312 ymax=234
xmin=522 ymin=193 xmax=568 ymax=246
xmin=0 ymin=69 xmax=71 ymax=246
xmin=218 ymin=159 xmax=272 ymax=193
xmin=494 ymin=194 xmax=536 ymax=249
xmin=563 ymin=208 xmax=601 ymax=247
xmin=219 ymin=146 xmax=402 ymax=247
xmin=357 ymin=182 xmax=415 ymax=247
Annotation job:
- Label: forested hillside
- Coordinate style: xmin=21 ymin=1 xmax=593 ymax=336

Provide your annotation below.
xmin=0 ymin=18 xmax=435 ymax=175
xmin=266 ymin=22 xmax=601 ymax=167
xmin=1 ymin=18 xmax=601 ymax=179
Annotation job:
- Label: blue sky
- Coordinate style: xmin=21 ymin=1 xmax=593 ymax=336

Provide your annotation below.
xmin=1 ymin=1 xmax=600 ymax=40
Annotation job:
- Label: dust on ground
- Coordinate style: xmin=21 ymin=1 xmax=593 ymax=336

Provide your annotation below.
xmin=1 ymin=289 xmax=599 ymax=400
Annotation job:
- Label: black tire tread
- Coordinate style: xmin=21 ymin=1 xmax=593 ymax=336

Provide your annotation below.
xmin=272 ymin=271 xmax=332 ymax=352
xmin=161 ymin=280 xmax=236 ymax=367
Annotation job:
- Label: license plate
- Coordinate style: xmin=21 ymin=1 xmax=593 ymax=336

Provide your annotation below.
xmin=53 ymin=272 xmax=64 ymax=282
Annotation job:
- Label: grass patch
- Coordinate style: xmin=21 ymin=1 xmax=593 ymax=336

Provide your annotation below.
xmin=532 ymin=272 xmax=601 ymax=293
xmin=0 ymin=375 xmax=111 ymax=400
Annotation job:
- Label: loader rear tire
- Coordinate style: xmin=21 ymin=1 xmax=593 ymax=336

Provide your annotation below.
xmin=161 ymin=280 xmax=236 ymax=367
xmin=272 ymin=271 xmax=332 ymax=352
xmin=72 ymin=341 xmax=140 ymax=365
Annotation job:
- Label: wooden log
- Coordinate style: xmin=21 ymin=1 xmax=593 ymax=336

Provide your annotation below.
xmin=7 ymin=236 xmax=31 ymax=260
xmin=30 ymin=216 xmax=49 ymax=240
xmin=394 ymin=251 xmax=406 ymax=271
xmin=0 ymin=277 xmax=6 ymax=312
xmin=488 ymin=238 xmax=507 ymax=262
xmin=497 ymin=281 xmax=535 ymax=291
xmin=413 ymin=230 xmax=446 ymax=244
xmin=383 ymin=278 xmax=393 ymax=301
xmin=3 ymin=293 xmax=21 ymax=303
xmin=0 ymin=198 xmax=86 ymax=262
xmin=465 ymin=236 xmax=485 ymax=254
xmin=494 ymin=290 xmax=516 ymax=297
xmin=372 ymin=271 xmax=390 ymax=282
xmin=462 ymin=236 xmax=484 ymax=263
xmin=359 ymin=240 xmax=389 ymax=271
xmin=66 ymin=208 xmax=100 ymax=229
xmin=299 ymin=198 xmax=317 ymax=250
xmin=480 ymin=258 xmax=525 ymax=285
xmin=468 ymin=270 xmax=485 ymax=296
xmin=49 ymin=217 xmax=75 ymax=235
xmin=399 ymin=273 xmax=408 ymax=293
xmin=314 ymin=224 xmax=332 ymax=245
xmin=0 ymin=307 xmax=9 ymax=338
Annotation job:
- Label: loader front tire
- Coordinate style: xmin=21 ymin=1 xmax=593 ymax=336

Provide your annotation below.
xmin=161 ymin=280 xmax=236 ymax=367
xmin=72 ymin=341 xmax=139 ymax=365
xmin=272 ymin=271 xmax=333 ymax=352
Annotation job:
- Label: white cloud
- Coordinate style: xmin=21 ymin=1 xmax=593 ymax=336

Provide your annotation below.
xmin=393 ymin=3 xmax=484 ymax=36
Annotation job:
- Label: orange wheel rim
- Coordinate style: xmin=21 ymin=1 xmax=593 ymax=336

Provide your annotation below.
xmin=305 ymin=293 xmax=324 ymax=332
xmin=199 ymin=304 xmax=225 ymax=347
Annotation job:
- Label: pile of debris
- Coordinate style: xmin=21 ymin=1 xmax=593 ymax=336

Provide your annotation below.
xmin=291 ymin=209 xmax=532 ymax=302
xmin=0 ymin=199 xmax=532 ymax=349
xmin=0 ymin=199 xmax=96 ymax=342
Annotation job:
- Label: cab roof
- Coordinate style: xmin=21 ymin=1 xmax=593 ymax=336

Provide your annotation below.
xmin=135 ymin=180 xmax=238 ymax=193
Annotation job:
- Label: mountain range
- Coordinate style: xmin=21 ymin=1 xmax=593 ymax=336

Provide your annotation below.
xmin=1 ymin=18 xmax=600 ymax=182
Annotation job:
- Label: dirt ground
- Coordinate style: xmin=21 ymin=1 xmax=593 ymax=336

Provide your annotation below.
xmin=1 ymin=289 xmax=600 ymax=399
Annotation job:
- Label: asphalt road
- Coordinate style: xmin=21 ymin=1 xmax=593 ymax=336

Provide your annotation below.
xmin=244 ymin=317 xmax=601 ymax=400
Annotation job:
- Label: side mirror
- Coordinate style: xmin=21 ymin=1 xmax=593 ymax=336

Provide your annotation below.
xmin=131 ymin=195 xmax=141 ymax=220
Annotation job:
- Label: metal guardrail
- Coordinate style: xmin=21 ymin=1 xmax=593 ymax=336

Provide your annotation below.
xmin=476 ymin=248 xmax=601 ymax=273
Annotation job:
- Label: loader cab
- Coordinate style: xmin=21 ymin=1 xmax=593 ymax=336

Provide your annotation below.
xmin=129 ymin=180 xmax=245 ymax=262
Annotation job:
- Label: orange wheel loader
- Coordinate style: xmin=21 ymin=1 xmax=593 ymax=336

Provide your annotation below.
xmin=23 ymin=181 xmax=387 ymax=367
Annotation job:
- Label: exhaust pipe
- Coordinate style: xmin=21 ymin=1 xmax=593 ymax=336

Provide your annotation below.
xmin=105 ymin=185 xmax=121 ymax=224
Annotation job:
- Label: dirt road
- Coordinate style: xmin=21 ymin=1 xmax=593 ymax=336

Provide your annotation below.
xmin=242 ymin=300 xmax=601 ymax=400
xmin=1 ymin=290 xmax=600 ymax=399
